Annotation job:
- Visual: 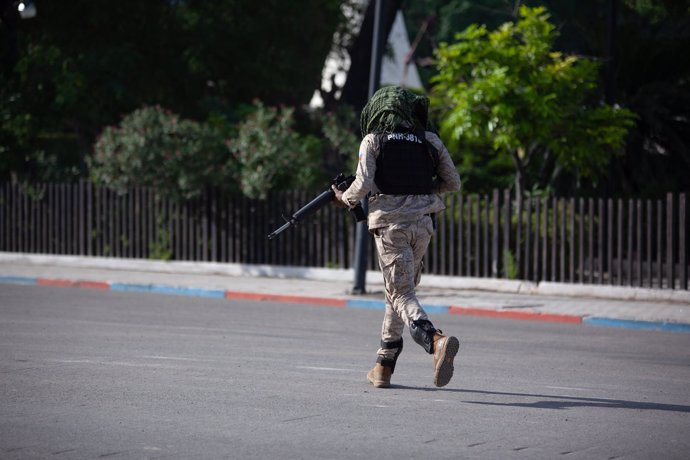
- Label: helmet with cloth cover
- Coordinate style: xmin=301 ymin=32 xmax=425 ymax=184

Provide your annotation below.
xmin=359 ymin=85 xmax=432 ymax=137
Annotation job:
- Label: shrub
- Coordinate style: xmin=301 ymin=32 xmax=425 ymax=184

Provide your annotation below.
xmin=227 ymin=100 xmax=324 ymax=199
xmin=90 ymin=105 xmax=236 ymax=200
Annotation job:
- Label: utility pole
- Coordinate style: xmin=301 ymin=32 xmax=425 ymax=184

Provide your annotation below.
xmin=352 ymin=0 xmax=387 ymax=294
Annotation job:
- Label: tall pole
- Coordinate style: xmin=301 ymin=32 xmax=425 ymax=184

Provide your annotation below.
xmin=352 ymin=0 xmax=386 ymax=294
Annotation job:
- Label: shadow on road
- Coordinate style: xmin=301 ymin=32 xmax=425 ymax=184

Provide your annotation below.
xmin=389 ymin=386 xmax=690 ymax=413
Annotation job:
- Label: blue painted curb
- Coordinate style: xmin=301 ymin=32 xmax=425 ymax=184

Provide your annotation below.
xmin=149 ymin=285 xmax=226 ymax=298
xmin=0 ymin=275 xmax=37 ymax=285
xmin=583 ymin=316 xmax=690 ymax=333
xmin=110 ymin=283 xmax=152 ymax=293
xmin=346 ymin=299 xmax=386 ymax=310
xmin=110 ymin=283 xmax=226 ymax=298
xmin=421 ymin=304 xmax=451 ymax=315
xmin=345 ymin=299 xmax=451 ymax=315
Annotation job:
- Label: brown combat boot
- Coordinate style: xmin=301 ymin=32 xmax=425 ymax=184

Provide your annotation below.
xmin=367 ymin=363 xmax=392 ymax=388
xmin=431 ymin=331 xmax=459 ymax=387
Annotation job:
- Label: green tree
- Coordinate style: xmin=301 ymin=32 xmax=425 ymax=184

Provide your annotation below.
xmin=0 ymin=0 xmax=342 ymax=182
xmin=431 ymin=6 xmax=635 ymax=196
xmin=404 ymin=0 xmax=690 ymax=195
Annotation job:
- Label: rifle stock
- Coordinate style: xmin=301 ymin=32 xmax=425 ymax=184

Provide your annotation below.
xmin=267 ymin=174 xmax=366 ymax=240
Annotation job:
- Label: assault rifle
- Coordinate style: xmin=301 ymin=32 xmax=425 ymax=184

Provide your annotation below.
xmin=267 ymin=173 xmax=366 ymax=240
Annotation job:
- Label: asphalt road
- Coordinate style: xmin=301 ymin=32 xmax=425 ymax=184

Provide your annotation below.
xmin=1 ymin=284 xmax=689 ymax=459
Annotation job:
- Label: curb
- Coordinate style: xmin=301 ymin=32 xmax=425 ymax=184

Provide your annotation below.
xmin=2 ymin=274 xmax=688 ymax=334
xmin=3 ymin=252 xmax=690 ymax=303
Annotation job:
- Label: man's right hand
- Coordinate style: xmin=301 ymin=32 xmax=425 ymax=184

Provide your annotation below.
xmin=331 ymin=185 xmax=347 ymax=208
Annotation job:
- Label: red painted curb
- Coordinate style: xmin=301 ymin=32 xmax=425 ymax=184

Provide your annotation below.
xmin=75 ymin=280 xmax=110 ymax=290
xmin=449 ymin=306 xmax=583 ymax=324
xmin=37 ymin=278 xmax=110 ymax=290
xmin=225 ymin=291 xmax=347 ymax=307
xmin=37 ymin=278 xmax=74 ymax=287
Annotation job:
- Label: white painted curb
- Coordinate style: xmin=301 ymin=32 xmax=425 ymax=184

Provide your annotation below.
xmin=538 ymin=282 xmax=690 ymax=304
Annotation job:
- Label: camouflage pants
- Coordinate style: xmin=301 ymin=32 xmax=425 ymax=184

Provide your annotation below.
xmin=372 ymin=215 xmax=434 ymax=360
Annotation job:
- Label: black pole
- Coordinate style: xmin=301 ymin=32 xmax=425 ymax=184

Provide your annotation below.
xmin=352 ymin=0 xmax=386 ymax=294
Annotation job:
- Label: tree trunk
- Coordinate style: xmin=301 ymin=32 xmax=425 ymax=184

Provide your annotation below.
xmin=340 ymin=0 xmax=402 ymax=111
xmin=511 ymin=149 xmax=527 ymax=198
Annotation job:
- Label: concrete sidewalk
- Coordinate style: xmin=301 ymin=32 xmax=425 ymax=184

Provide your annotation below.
xmin=1 ymin=252 xmax=689 ymax=332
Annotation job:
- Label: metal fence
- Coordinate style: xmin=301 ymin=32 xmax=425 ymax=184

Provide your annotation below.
xmin=1 ymin=182 xmax=688 ymax=290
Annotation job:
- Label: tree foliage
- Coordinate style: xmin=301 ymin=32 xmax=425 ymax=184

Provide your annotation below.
xmin=90 ymin=106 xmax=233 ymax=201
xmin=0 ymin=0 xmax=342 ymax=183
xmin=431 ymin=6 xmax=635 ymax=196
xmin=227 ymin=101 xmax=324 ymax=200
xmin=404 ymin=0 xmax=690 ymax=195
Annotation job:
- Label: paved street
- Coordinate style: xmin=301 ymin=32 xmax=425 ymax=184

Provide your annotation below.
xmin=1 ymin=284 xmax=689 ymax=459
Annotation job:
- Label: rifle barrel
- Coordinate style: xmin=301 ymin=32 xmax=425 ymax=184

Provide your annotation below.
xmin=267 ymin=220 xmax=293 ymax=240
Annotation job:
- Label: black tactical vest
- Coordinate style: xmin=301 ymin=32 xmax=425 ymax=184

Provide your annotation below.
xmin=374 ymin=130 xmax=438 ymax=195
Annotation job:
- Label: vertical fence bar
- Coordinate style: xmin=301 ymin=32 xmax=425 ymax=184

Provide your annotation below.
xmin=560 ymin=198 xmax=567 ymax=282
xmin=10 ymin=183 xmax=16 ymax=252
xmin=127 ymin=187 xmax=139 ymax=257
xmin=10 ymin=183 xmax=16 ymax=251
xmin=667 ymin=193 xmax=675 ymax=289
xmin=501 ymin=189 xmax=514 ymax=278
xmin=617 ymin=199 xmax=623 ymax=285
xmin=60 ymin=184 xmax=67 ymax=254
xmin=627 ymin=199 xmax=634 ymax=286
xmin=636 ymin=199 xmax=642 ymax=287
xmin=607 ymin=199 xmax=614 ymax=285
xmin=551 ymin=197 xmax=557 ymax=281
xmin=533 ymin=198 xmax=540 ymax=281
xmin=680 ymin=193 xmax=687 ymax=290
xmin=470 ymin=195 xmax=475 ymax=275
xmin=482 ymin=195 xmax=489 ymax=277
xmin=28 ymin=187 xmax=35 ymax=253
xmin=71 ymin=183 xmax=78 ymax=255
xmin=524 ymin=196 xmax=531 ymax=281
xmin=514 ymin=194 xmax=524 ymax=278
xmin=20 ymin=185 xmax=27 ymax=252
xmin=656 ymin=199 xmax=663 ymax=288
xmin=220 ymin=193 xmax=228 ymax=263
xmin=447 ymin=195 xmax=455 ymax=273
xmin=491 ymin=190 xmax=499 ymax=277
xmin=139 ymin=187 xmax=146 ymax=259
xmin=645 ymin=200 xmax=652 ymax=288
xmin=27 ymin=186 xmax=33 ymax=253
xmin=458 ymin=194 xmax=465 ymax=276
xmin=569 ymin=198 xmax=575 ymax=282
xmin=0 ymin=184 xmax=5 ymax=251
xmin=541 ymin=198 xmax=549 ymax=280
xmin=109 ymin=190 xmax=116 ymax=257
xmin=593 ymin=199 xmax=606 ymax=284
xmin=202 ymin=190 xmax=209 ymax=262
xmin=93 ymin=185 xmax=100 ymax=256
xmin=86 ymin=182 xmax=93 ymax=256
xmin=440 ymin=199 xmax=448 ymax=275
xmin=578 ymin=198 xmax=585 ymax=283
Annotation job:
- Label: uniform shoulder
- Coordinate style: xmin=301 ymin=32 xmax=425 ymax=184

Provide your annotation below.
xmin=423 ymin=131 xmax=442 ymax=143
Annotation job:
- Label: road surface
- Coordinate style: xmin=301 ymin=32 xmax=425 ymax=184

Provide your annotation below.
xmin=1 ymin=284 xmax=689 ymax=459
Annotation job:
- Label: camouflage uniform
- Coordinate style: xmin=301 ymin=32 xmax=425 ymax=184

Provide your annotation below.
xmin=341 ymin=131 xmax=461 ymax=363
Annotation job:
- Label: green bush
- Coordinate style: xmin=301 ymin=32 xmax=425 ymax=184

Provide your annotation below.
xmin=227 ymin=100 xmax=324 ymax=199
xmin=90 ymin=105 xmax=235 ymax=200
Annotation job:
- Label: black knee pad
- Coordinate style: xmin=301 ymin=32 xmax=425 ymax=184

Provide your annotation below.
xmin=377 ymin=339 xmax=403 ymax=373
xmin=410 ymin=319 xmax=436 ymax=354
